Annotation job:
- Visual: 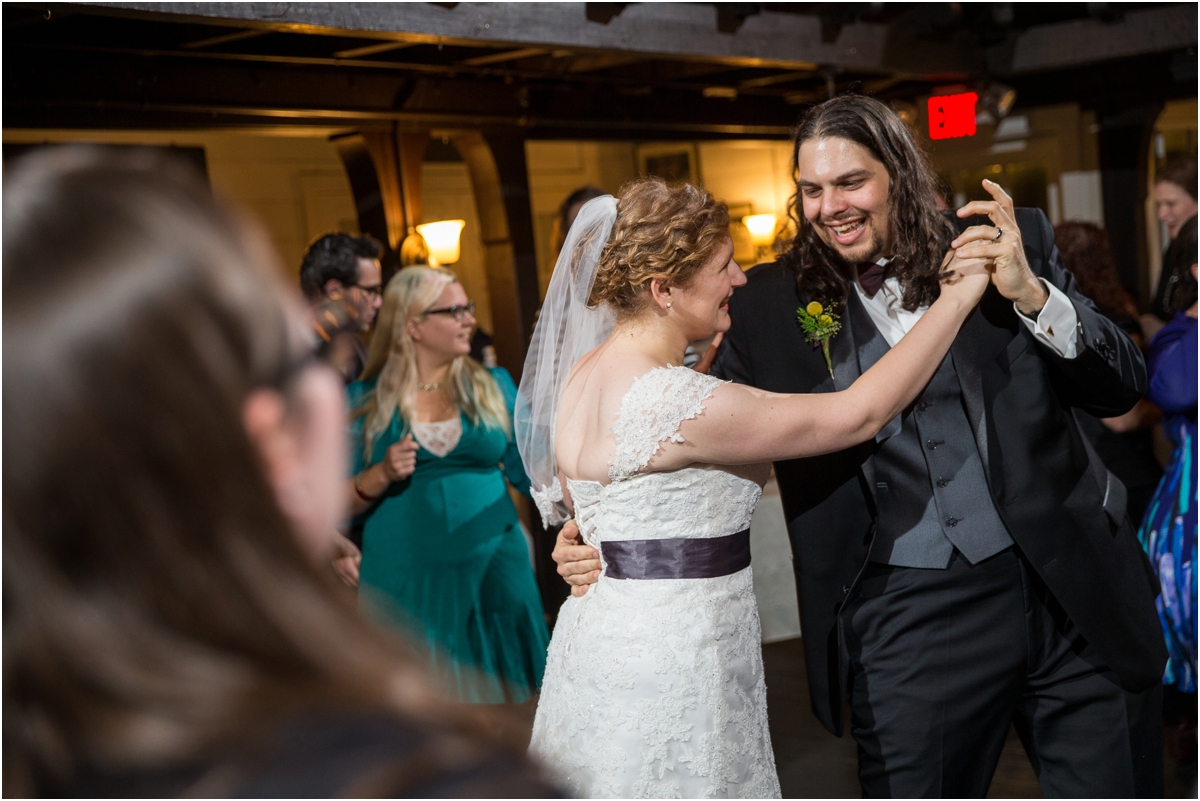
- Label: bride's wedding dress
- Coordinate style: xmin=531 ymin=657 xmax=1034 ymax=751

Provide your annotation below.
xmin=529 ymin=366 xmax=781 ymax=799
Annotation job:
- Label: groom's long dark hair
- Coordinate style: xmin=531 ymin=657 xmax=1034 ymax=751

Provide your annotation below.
xmin=778 ymin=95 xmax=955 ymax=312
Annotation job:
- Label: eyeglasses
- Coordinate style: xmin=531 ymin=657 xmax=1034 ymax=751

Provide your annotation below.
xmin=423 ymin=301 xmax=476 ymax=322
xmin=352 ymin=284 xmax=383 ymax=300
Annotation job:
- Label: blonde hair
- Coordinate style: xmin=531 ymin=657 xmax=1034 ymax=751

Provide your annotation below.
xmin=588 ymin=177 xmax=731 ymax=320
xmin=359 ymin=266 xmax=509 ymax=459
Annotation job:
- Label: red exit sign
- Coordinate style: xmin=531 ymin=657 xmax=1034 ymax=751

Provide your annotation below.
xmin=927 ymin=92 xmax=977 ymax=140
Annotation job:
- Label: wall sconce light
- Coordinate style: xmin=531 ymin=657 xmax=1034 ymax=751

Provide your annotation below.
xmin=742 ymin=213 xmax=778 ymax=262
xmin=416 ymin=219 xmax=466 ymax=267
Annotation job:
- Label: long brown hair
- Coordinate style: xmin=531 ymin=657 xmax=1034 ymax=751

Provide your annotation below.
xmin=1 ymin=148 xmax=478 ymax=794
xmin=1053 ymin=221 xmax=1139 ymax=320
xmin=779 ymin=95 xmax=955 ymax=311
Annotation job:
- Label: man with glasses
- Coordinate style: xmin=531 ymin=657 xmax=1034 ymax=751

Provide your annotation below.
xmin=300 ymin=233 xmax=384 ymax=384
xmin=300 ymin=232 xmax=388 ymax=588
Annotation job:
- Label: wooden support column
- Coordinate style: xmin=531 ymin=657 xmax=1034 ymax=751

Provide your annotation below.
xmin=331 ymin=127 xmax=429 ymax=282
xmin=358 ymin=130 xmax=407 ymax=253
xmin=395 ymin=130 xmax=430 ymax=270
xmin=1097 ymin=104 xmax=1162 ymax=307
xmin=450 ymin=131 xmax=540 ymax=381
xmin=397 ymin=131 xmax=427 ymax=234
xmin=330 ymin=132 xmax=397 ymax=258
xmin=331 ymin=130 xmax=404 ymax=278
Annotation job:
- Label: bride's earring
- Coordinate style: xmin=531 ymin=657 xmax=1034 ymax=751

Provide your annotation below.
xmin=666 ymin=302 xmax=672 ymax=308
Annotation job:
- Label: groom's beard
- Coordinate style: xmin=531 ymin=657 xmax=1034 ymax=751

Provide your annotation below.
xmin=811 ymin=216 xmax=890 ymax=268
xmin=810 ymin=232 xmax=885 ymax=281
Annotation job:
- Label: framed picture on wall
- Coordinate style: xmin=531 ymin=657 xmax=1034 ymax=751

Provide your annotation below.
xmin=637 ymin=143 xmax=700 ymax=185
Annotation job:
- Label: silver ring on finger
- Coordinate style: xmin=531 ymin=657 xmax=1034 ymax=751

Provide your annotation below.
xmin=994 ymin=227 xmax=1004 ymax=242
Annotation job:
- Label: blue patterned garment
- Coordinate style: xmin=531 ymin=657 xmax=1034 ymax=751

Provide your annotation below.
xmin=1138 ymin=312 xmax=1197 ymax=692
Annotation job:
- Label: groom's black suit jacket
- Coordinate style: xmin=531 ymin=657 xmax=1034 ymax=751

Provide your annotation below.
xmin=710 ymin=208 xmax=1167 ymax=736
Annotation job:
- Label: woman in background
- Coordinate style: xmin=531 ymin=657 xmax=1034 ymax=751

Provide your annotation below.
xmin=3 ymin=148 xmax=552 ymax=797
xmin=1054 ymin=221 xmax=1162 ymax=526
xmin=1151 ymin=155 xmax=1197 ymax=325
xmin=348 ymin=266 xmax=548 ymax=703
xmin=1139 ymin=219 xmax=1198 ymax=759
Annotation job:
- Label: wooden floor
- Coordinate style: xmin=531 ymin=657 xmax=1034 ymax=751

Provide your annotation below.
xmin=762 ymin=637 xmax=1197 ymax=798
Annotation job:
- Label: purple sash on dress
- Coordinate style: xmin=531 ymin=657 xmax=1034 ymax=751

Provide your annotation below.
xmin=602 ymin=529 xmax=751 ymax=580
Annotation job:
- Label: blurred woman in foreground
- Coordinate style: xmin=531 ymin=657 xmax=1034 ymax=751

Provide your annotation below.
xmin=2 ymin=148 xmax=553 ymax=797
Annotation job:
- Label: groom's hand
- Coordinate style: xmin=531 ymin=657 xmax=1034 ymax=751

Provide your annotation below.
xmin=691 ymin=332 xmax=724 ymax=375
xmin=553 ymin=520 xmax=600 ymax=597
xmin=953 ymin=179 xmax=1048 ymax=316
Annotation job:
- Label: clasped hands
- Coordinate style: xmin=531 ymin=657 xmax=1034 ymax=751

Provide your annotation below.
xmin=950 ymin=179 xmax=1048 ymax=316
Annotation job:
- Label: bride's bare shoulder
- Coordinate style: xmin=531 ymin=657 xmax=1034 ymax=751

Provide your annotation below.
xmin=561 ymin=341 xmax=661 ymax=405
xmin=555 ymin=344 xmax=672 ymax=481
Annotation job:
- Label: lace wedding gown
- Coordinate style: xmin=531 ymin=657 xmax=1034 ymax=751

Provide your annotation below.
xmin=529 ymin=367 xmax=781 ymax=799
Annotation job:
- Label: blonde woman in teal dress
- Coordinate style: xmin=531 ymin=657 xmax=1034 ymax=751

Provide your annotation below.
xmin=348 ymin=266 xmax=548 ymax=703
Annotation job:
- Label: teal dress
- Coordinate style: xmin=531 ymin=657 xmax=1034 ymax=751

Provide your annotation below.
xmin=348 ymin=367 xmax=548 ymax=703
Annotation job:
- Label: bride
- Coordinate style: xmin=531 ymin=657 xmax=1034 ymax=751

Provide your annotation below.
xmin=515 ymin=179 xmax=987 ymax=798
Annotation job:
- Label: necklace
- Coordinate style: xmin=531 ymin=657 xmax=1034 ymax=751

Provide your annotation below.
xmin=417 ymin=381 xmax=441 ymax=392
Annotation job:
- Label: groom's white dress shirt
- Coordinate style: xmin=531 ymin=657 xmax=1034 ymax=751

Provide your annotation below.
xmin=854 ymin=259 xmax=1079 ymax=359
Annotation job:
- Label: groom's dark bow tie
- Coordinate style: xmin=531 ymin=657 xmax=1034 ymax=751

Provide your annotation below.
xmin=856 ymin=259 xmax=893 ymax=299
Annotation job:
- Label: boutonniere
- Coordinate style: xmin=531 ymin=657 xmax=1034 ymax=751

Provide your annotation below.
xmin=796 ymin=300 xmax=842 ymax=378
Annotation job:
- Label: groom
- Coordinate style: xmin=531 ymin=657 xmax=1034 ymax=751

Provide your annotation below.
xmin=554 ymin=95 xmax=1166 ymax=797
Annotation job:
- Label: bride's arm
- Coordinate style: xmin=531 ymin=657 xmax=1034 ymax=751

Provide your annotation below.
xmin=659 ymin=266 xmax=989 ymax=469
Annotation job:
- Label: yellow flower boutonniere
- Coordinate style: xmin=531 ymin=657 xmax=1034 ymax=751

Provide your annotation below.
xmin=796 ymin=300 xmax=842 ymax=378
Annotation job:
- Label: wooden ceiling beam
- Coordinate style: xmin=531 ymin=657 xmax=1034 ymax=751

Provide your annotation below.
xmin=6 ymin=40 xmax=836 ymax=99
xmin=73 ymin=1 xmax=977 ymax=76
xmin=460 ymin=47 xmax=548 ymax=66
xmin=332 ymin=41 xmax=417 ymax=59
xmin=563 ymin=52 xmax=644 ymax=73
xmin=739 ymin=70 xmax=816 ymax=89
xmin=3 ymin=41 xmax=803 ymax=137
xmin=3 ymin=96 xmax=794 ymax=138
xmin=181 ymin=28 xmax=268 ymax=49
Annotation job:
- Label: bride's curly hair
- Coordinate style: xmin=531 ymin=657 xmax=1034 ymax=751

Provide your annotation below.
xmin=589 ymin=177 xmax=730 ymax=320
xmin=778 ymin=95 xmax=955 ymax=311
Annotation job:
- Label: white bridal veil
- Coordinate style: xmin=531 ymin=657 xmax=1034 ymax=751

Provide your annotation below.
xmin=515 ymin=195 xmax=618 ymax=527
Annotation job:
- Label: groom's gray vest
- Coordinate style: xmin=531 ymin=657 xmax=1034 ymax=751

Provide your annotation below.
xmin=854 ymin=300 xmax=1013 ymax=569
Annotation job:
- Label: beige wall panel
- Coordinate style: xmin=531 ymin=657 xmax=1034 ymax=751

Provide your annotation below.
xmin=2 ymin=128 xmax=357 ymax=280
xmin=296 ymin=171 xmax=361 ymax=245
xmin=595 ymin=142 xmax=640 ymax=196
xmin=696 ymin=140 xmax=794 ymax=265
xmin=697 ymin=140 xmax=794 ymax=219
xmin=526 ymin=141 xmax=638 ymax=299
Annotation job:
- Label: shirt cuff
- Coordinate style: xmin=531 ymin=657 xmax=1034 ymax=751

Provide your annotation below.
xmin=1015 ymin=279 xmax=1079 ymax=359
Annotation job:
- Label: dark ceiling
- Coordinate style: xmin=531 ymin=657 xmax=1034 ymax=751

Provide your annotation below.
xmin=3 ymin=3 xmax=1195 ymax=139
